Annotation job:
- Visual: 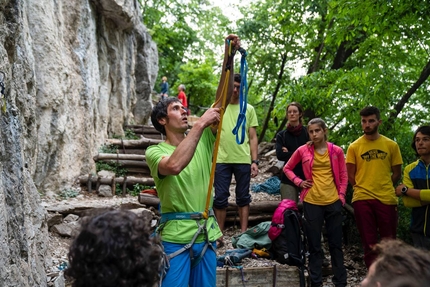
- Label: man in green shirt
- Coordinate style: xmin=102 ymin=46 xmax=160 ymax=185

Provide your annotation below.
xmin=146 ymin=35 xmax=240 ymax=287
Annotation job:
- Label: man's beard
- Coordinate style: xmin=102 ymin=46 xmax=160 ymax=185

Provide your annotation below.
xmin=363 ymin=126 xmax=378 ymax=135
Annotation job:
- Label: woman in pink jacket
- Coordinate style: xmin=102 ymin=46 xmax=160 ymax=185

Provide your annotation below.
xmin=283 ymin=118 xmax=347 ymax=287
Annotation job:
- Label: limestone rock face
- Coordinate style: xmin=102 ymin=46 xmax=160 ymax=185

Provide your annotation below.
xmin=0 ymin=0 xmax=158 ymax=285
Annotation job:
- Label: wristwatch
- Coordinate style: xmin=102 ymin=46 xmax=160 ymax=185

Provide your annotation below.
xmin=251 ymin=160 xmax=259 ymax=166
xmin=401 ymin=186 xmax=408 ymax=196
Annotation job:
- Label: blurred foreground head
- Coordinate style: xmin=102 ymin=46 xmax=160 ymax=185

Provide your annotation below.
xmin=66 ymin=210 xmax=161 ymax=287
xmin=360 ymin=239 xmax=430 ymax=287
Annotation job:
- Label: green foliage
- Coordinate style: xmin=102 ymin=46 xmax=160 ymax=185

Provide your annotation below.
xmin=397 ymin=197 xmax=412 ymax=244
xmin=114 ymin=183 xmax=153 ymax=196
xmin=98 ymin=144 xmax=117 ymax=154
xmin=140 ymin=0 xmax=233 ymax=108
xmin=95 ymin=162 xmax=127 ymax=177
xmin=112 ymin=129 xmax=139 ymax=140
xmin=59 ymin=188 xmax=80 ymax=199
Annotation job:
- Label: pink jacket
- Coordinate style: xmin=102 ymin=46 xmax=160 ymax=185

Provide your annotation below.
xmin=283 ymin=142 xmax=348 ymax=203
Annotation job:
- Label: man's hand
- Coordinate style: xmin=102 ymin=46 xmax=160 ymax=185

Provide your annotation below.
xmin=395 ymin=184 xmax=406 ymax=197
xmin=226 ymin=34 xmax=240 ymax=50
xmin=199 ymin=108 xmax=220 ymax=128
xmin=251 ymin=163 xmax=259 ymax=178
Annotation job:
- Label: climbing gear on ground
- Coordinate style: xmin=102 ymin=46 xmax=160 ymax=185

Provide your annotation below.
xmin=251 ymin=176 xmax=281 ymax=194
xmin=231 ymin=221 xmax=272 ymax=250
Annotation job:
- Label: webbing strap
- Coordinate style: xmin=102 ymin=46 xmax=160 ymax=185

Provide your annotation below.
xmin=160 ymin=209 xmax=215 ymax=223
xmin=232 ymin=48 xmax=249 ymax=144
xmin=203 ymin=39 xmax=235 ymax=219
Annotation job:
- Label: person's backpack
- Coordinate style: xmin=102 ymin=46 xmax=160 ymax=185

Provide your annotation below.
xmin=269 ymin=199 xmax=306 ymax=286
xmin=231 ymin=221 xmax=272 ymax=250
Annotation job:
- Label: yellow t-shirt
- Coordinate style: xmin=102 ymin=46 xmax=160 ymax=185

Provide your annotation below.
xmin=305 ymin=150 xmax=339 ymax=205
xmin=346 ymin=135 xmax=403 ymax=205
xmin=217 ymin=103 xmax=258 ymax=164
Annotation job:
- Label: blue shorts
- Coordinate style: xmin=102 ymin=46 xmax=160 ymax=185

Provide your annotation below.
xmin=161 ymin=241 xmax=217 ymax=287
xmin=213 ymin=163 xmax=252 ymax=209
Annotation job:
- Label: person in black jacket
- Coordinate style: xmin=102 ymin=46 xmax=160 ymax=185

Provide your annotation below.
xmin=275 ymin=102 xmax=309 ymax=202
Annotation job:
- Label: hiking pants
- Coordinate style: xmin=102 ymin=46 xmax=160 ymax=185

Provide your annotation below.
xmin=353 ymin=199 xmax=397 ymax=268
xmin=303 ymin=200 xmax=347 ymax=287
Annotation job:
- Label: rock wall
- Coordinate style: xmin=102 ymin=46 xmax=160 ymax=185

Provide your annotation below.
xmin=0 ymin=0 xmax=158 ymax=285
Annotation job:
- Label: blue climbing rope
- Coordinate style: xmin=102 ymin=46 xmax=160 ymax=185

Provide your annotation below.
xmin=232 ymin=48 xmax=248 ymax=144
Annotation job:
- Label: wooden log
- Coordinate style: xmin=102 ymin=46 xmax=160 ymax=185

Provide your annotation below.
xmin=124 ymin=125 xmax=160 ymax=133
xmin=97 ymin=159 xmax=148 ymax=168
xmin=94 ymin=153 xmax=146 ymax=161
xmin=117 ymin=149 xmax=146 ymax=155
xmin=138 ymin=193 xmax=160 ymax=207
xmin=125 ymin=167 xmax=151 ymax=174
xmin=79 ymin=175 xmax=155 ymax=186
xmin=106 ymin=136 xmax=162 ymax=148
xmin=225 ymin=214 xmax=273 ymax=223
xmin=227 ymin=201 xmax=279 ymax=213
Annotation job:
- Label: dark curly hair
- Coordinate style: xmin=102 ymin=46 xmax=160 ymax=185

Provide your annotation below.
xmin=151 ymin=97 xmax=181 ymax=135
xmin=65 ymin=210 xmax=161 ymax=287
xmin=411 ymin=125 xmax=430 ymax=157
xmin=360 ymin=106 xmax=381 ymax=120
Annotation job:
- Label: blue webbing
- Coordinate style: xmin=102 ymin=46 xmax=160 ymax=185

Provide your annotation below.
xmin=232 ymin=48 xmax=248 ymax=144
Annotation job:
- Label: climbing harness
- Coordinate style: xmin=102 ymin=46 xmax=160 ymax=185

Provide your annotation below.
xmin=0 ymin=71 xmax=6 ymax=114
xmin=232 ymin=48 xmax=249 ymax=144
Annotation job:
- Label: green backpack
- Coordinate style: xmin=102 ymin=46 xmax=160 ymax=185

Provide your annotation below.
xmin=231 ymin=221 xmax=272 ymax=250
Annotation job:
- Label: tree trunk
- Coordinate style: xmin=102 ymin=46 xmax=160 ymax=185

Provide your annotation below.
xmin=386 ymin=57 xmax=430 ymax=130
xmin=258 ymin=53 xmax=288 ymax=143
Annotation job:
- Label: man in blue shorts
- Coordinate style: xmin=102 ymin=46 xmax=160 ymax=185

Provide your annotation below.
xmin=146 ymin=35 xmax=240 ymax=287
xmin=213 ymin=73 xmax=259 ymax=246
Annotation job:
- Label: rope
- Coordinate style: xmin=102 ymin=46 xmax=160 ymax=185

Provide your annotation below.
xmin=251 ymin=176 xmax=281 ymax=194
xmin=232 ymin=48 xmax=249 ymax=144
xmin=203 ymin=39 xmax=234 ymax=219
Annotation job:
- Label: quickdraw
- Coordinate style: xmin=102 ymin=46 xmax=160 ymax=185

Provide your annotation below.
xmin=0 ymin=71 xmax=6 ymax=114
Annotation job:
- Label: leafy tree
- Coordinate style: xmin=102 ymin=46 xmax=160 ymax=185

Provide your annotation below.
xmin=139 ymin=0 xmax=233 ymax=105
xmin=237 ymin=0 xmax=430 ymax=158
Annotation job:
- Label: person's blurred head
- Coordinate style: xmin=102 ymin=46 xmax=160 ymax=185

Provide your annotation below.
xmin=286 ymin=102 xmax=304 ymax=125
xmin=66 ymin=210 xmax=161 ymax=287
xmin=162 ymin=76 xmax=167 ymax=82
xmin=151 ymin=97 xmax=182 ymax=135
xmin=307 ymin=118 xmax=328 ymax=142
xmin=360 ymin=239 xmax=430 ymax=287
xmin=178 ymin=84 xmax=185 ymax=92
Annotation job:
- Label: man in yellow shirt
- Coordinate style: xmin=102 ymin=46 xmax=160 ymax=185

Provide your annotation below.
xmin=346 ymin=106 xmax=402 ymax=269
xmin=213 ymin=73 xmax=259 ymax=246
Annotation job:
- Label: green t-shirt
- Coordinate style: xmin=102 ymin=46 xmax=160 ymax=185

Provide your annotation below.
xmin=346 ymin=135 xmax=403 ymax=205
xmin=217 ymin=103 xmax=258 ymax=164
xmin=146 ymin=128 xmax=222 ymax=244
